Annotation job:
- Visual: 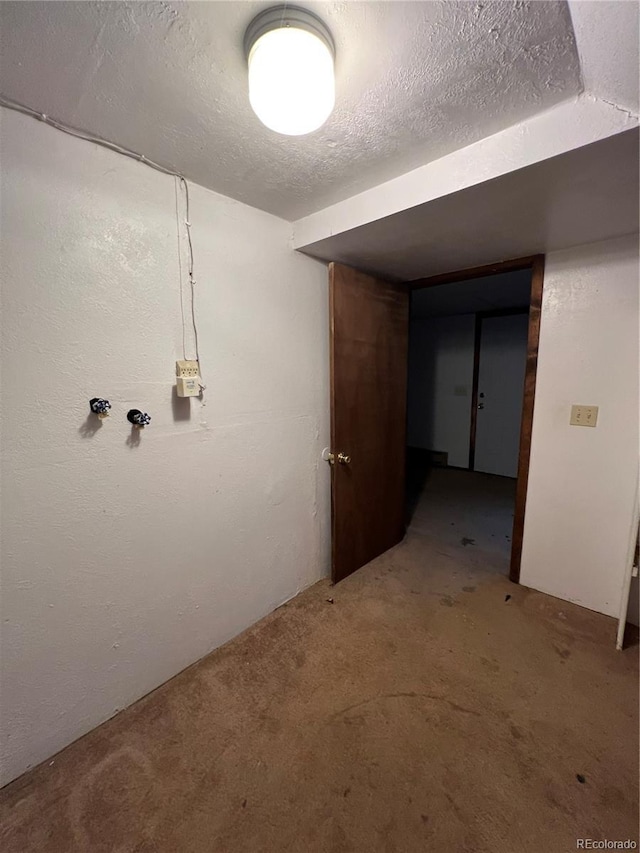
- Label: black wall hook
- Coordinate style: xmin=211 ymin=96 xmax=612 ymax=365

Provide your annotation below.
xmin=127 ymin=409 xmax=151 ymax=428
xmin=90 ymin=398 xmax=111 ymax=417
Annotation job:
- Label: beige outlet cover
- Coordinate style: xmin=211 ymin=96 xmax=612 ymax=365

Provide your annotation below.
xmin=570 ymin=405 xmax=598 ymax=427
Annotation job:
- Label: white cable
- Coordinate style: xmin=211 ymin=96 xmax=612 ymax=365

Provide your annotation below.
xmin=174 ymin=177 xmax=188 ymax=361
xmin=1 ymin=93 xmax=205 ymax=388
xmin=178 ymin=176 xmax=204 ymax=386
xmin=0 ymin=94 xmax=182 ymax=179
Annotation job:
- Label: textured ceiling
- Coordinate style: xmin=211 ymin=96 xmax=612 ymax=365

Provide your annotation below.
xmin=298 ymin=128 xmax=639 ymax=279
xmin=412 ymin=270 xmax=532 ymax=319
xmin=0 ymin=1 xmax=582 ymax=219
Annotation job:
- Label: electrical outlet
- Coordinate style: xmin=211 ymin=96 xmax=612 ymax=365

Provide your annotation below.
xmin=570 ymin=405 xmax=598 ymax=427
xmin=175 ymin=360 xmax=201 ymax=397
xmin=176 ymin=360 xmax=199 ymax=378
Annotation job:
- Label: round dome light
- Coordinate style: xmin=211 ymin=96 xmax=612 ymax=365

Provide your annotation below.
xmin=244 ymin=6 xmax=335 ymax=136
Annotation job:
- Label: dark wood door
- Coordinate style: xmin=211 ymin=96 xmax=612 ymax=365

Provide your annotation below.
xmin=329 ymin=262 xmax=409 ymax=583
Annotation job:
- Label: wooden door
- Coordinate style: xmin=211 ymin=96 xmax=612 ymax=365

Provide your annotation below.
xmin=329 ymin=262 xmax=409 ymax=583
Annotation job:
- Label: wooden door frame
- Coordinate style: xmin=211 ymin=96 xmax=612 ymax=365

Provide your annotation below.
xmin=406 ymin=255 xmax=545 ymax=584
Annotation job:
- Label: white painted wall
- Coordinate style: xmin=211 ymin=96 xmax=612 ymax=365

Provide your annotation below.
xmin=407 ymin=315 xmax=475 ymax=468
xmin=568 ymin=0 xmax=640 ymax=114
xmin=0 ymin=109 xmax=330 ymax=787
xmin=627 ymin=576 xmax=639 ymax=628
xmin=520 ymin=234 xmax=639 ymax=619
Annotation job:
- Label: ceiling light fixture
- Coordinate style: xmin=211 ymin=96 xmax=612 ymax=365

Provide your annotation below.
xmin=244 ymin=5 xmax=335 ymax=136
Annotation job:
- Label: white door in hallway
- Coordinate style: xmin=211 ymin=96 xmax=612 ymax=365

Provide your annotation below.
xmin=474 ymin=312 xmax=529 ymax=478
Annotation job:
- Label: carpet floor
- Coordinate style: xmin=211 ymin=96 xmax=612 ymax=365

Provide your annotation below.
xmin=407 ymin=464 xmax=518 ymax=564
xmin=1 ymin=474 xmax=638 ymax=852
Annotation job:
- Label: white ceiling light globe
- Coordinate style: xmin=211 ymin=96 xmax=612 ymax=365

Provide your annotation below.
xmin=245 ymin=8 xmax=335 ymax=136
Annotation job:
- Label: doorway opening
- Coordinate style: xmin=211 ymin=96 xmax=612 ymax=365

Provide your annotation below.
xmin=406 ymin=258 xmax=543 ymax=581
xmin=327 ymin=257 xmax=542 ymax=585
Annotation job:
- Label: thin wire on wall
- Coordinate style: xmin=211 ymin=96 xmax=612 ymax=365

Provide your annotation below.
xmin=179 ymin=176 xmax=202 ymax=377
xmin=1 ymin=93 xmax=204 ymax=387
xmin=1 ymin=94 xmax=180 ymax=177
xmin=174 ymin=177 xmax=188 ymax=361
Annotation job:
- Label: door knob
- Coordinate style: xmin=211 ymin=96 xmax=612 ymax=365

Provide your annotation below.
xmin=324 ymin=451 xmax=351 ymax=465
xmin=477 ymin=403 xmax=484 ymax=410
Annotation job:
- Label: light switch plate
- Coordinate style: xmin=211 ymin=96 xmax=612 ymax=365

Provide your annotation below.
xmin=570 ymin=405 xmax=598 ymax=427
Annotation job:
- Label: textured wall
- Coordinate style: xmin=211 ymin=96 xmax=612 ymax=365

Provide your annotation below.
xmin=0 ymin=109 xmax=330 ymax=786
xmin=520 ymin=234 xmax=639 ymax=619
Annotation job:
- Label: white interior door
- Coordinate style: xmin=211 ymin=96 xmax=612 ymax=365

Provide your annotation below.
xmin=474 ymin=313 xmax=528 ymax=478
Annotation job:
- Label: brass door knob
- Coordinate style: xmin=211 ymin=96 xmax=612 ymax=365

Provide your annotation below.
xmin=323 ymin=450 xmax=351 ymax=465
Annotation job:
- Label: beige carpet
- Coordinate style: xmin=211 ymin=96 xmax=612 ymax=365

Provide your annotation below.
xmin=1 ymin=523 xmax=638 ymax=851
